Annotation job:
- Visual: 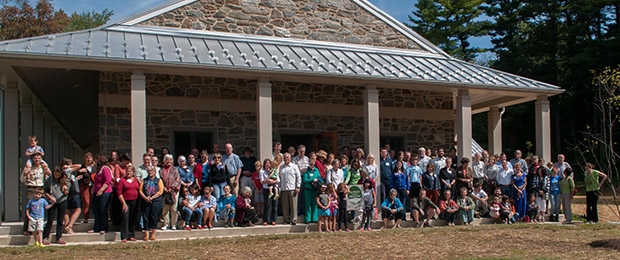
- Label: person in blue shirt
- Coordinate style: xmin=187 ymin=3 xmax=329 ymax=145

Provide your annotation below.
xmin=407 ymin=155 xmax=423 ymax=211
xmin=27 ymin=188 xmax=54 ymax=247
xmin=177 ymin=155 xmax=195 ymax=190
xmin=390 ymin=160 xmax=409 ymax=221
xmin=379 ymin=148 xmax=393 ymax=203
xmin=380 ymin=189 xmax=404 ymax=229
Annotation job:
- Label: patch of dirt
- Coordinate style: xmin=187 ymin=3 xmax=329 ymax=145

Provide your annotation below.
xmin=590 ymin=239 xmax=620 ymax=251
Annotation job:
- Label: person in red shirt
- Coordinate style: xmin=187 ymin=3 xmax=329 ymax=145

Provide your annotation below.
xmin=117 ymin=165 xmax=140 ymax=242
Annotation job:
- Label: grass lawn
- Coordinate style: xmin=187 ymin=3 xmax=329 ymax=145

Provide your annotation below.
xmin=1 ymin=224 xmax=619 ymax=260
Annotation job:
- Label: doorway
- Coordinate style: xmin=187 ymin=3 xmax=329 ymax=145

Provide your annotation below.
xmin=173 ymin=131 xmax=213 ymax=158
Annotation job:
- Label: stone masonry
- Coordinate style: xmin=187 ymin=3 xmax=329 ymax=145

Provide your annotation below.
xmin=139 ymin=0 xmax=423 ymax=50
xmin=99 ymin=71 xmax=453 ymax=154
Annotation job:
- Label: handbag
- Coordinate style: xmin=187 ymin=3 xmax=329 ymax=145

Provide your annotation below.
xmin=163 ymin=192 xmax=175 ymax=205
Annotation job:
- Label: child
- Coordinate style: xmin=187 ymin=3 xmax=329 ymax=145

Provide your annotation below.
xmin=251 ymin=161 xmax=264 ymax=219
xmin=268 ymin=161 xmax=279 ymax=200
xmin=560 ymin=168 xmax=575 ymax=223
xmin=359 ymin=179 xmax=376 ymax=231
xmin=200 ymin=186 xmax=217 ymax=229
xmin=217 ymin=185 xmax=236 ymax=228
xmin=457 ymin=187 xmax=475 ymax=225
xmin=26 ymin=188 xmax=54 ymax=247
xmin=527 ymin=194 xmax=538 ymax=223
xmin=316 ymin=184 xmax=331 ymax=232
xmin=327 ymin=183 xmax=338 ymax=232
xmin=182 ymin=185 xmax=204 ymax=230
xmin=336 ymin=182 xmax=350 ymax=231
xmin=470 ymin=183 xmax=489 ymax=217
xmin=499 ymin=195 xmax=514 ymax=224
xmin=489 ymin=196 xmax=502 ymax=220
xmin=23 ymin=135 xmax=47 ymax=172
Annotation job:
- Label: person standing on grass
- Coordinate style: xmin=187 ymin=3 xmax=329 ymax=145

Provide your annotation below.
xmin=560 ymin=168 xmax=575 ymax=223
xmin=584 ymin=163 xmax=607 ymax=224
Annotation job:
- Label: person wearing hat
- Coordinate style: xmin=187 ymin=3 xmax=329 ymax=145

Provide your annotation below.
xmin=303 ymin=159 xmax=320 ymax=223
xmin=315 ymin=150 xmax=328 ymax=181
xmin=455 ymin=157 xmax=473 ymax=194
xmin=240 ymin=147 xmax=257 ymax=201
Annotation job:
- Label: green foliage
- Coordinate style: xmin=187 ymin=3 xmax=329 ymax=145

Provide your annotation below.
xmin=63 ymin=8 xmax=113 ymax=32
xmin=407 ymin=0 xmax=491 ymax=62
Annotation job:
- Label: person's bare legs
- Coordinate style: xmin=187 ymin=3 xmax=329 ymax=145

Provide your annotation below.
xmin=65 ymin=208 xmax=81 ymax=233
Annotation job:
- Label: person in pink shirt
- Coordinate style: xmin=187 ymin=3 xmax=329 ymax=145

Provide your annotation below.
xmin=91 ymin=154 xmax=113 ymax=234
xmin=117 ymin=165 xmax=140 ymax=242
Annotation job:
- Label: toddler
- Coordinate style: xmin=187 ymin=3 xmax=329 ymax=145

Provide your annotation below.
xmin=26 ymin=188 xmax=54 ymax=247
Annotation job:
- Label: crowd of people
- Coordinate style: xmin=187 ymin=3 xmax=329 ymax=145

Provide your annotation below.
xmin=20 ymin=135 xmax=609 ymax=246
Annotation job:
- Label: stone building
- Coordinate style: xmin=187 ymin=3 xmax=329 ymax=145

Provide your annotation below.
xmin=0 ymin=0 xmax=562 ymax=221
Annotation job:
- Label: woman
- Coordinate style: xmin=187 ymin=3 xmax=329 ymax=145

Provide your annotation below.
xmin=160 ymin=154 xmax=181 ymax=231
xmin=364 ymin=154 xmax=378 ymax=183
xmin=422 ymin=163 xmax=440 ymax=204
xmin=327 ymin=159 xmax=344 ymax=187
xmin=139 ymin=165 xmax=164 ymax=241
xmin=177 ymin=155 xmax=195 ymax=190
xmin=345 ymin=159 xmax=362 ymax=186
xmin=198 ymin=150 xmax=210 ymax=189
xmin=390 ymin=160 xmax=409 ymax=216
xmin=438 ymin=190 xmax=458 ymax=226
xmin=209 ymin=153 xmax=228 ymax=200
xmin=455 ymin=157 xmax=473 ymax=194
xmin=355 ymin=148 xmax=366 ymax=167
xmin=235 ymin=186 xmax=258 ymax=227
xmin=548 ymin=166 xmax=562 ymax=222
xmin=584 ymin=163 xmax=607 ymax=224
xmin=532 ymin=166 xmax=548 ymax=222
xmin=62 ymin=158 xmax=81 ymax=235
xmin=439 ymin=157 xmax=455 ymax=196
xmin=303 ymin=159 xmax=320 ymax=223
xmin=260 ymin=159 xmax=279 ymax=226
xmin=340 ymin=155 xmax=350 ymax=182
xmin=110 ymin=150 xmax=120 ymax=167
xmin=325 ymin=153 xmax=335 ymax=171
xmin=485 ymin=156 xmax=499 ymax=195
xmin=111 ymin=153 xmax=131 ymax=226
xmin=118 ymin=165 xmax=140 ymax=242
xmin=217 ymin=185 xmax=236 ymax=228
xmin=91 ymin=154 xmax=113 ymax=235
xmin=380 ymin=189 xmax=405 ymax=229
xmin=187 ymin=153 xmax=201 ymax=188
xmin=511 ymin=163 xmax=527 ymax=221
xmin=42 ymin=166 xmax=70 ymax=245
xmin=78 ymin=152 xmax=95 ymax=223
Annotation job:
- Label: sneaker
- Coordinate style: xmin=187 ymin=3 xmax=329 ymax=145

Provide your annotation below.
xmin=172 ymin=226 xmax=177 ymax=230
xmin=414 ymin=222 xmax=420 ymax=228
xmin=185 ymin=226 xmax=191 ymax=231
xmin=367 ymin=227 xmax=372 ymax=231
xmin=423 ymin=222 xmax=431 ymax=228
xmin=359 ymin=227 xmax=364 ymax=231
xmin=161 ymin=226 xmax=168 ymax=231
xmin=37 ymin=242 xmax=45 ymax=248
xmin=34 ymin=242 xmax=40 ymax=247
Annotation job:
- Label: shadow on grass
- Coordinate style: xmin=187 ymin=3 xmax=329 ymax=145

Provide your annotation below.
xmin=589 ymin=239 xmax=620 ymax=251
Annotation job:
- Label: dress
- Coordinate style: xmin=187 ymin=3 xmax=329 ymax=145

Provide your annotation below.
xmin=512 ymin=174 xmax=527 ymax=219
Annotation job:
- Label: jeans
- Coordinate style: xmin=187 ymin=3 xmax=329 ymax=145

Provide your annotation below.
xmin=141 ymin=198 xmax=162 ymax=230
xmin=120 ymin=200 xmax=138 ymax=239
xmin=182 ymin=206 xmax=203 ymax=226
xmin=549 ymin=193 xmax=561 ymax=216
xmin=92 ymin=192 xmax=112 ymax=232
xmin=43 ymin=200 xmax=68 ymax=240
xmin=586 ymin=190 xmax=599 ymax=222
xmin=459 ymin=208 xmax=474 ymax=224
xmin=262 ymin=188 xmax=278 ymax=223
xmin=444 ymin=211 xmax=456 ymax=224
xmin=212 ymin=181 xmax=227 ymax=201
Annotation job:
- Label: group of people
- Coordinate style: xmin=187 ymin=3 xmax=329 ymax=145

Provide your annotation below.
xmin=20 ymin=136 xmax=609 ymax=246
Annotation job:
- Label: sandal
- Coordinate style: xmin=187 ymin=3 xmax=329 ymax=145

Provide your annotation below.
xmin=65 ymin=226 xmax=74 ymax=234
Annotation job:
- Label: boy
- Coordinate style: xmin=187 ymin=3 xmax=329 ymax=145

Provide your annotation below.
xmin=470 ymin=183 xmax=489 ymax=217
xmin=26 ymin=188 xmax=55 ymax=247
xmin=23 ymin=135 xmax=46 ymax=172
xmin=407 ymin=155 xmax=423 ymax=213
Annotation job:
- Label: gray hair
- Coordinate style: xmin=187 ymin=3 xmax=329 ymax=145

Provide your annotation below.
xmin=389 ymin=188 xmax=397 ymax=195
xmin=241 ymin=186 xmax=252 ymax=196
xmin=163 ymin=154 xmax=174 ymax=162
xmin=177 ymin=155 xmax=186 ymax=163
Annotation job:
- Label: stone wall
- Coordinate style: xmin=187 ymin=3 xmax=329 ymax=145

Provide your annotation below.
xmin=99 ymin=72 xmax=454 ymax=154
xmin=139 ymin=0 xmax=422 ymax=50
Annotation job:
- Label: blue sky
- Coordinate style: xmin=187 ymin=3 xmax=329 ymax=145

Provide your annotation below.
xmin=52 ymin=0 xmax=491 ymax=49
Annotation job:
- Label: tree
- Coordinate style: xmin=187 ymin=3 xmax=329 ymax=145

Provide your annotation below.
xmin=407 ymin=0 xmax=491 ymax=62
xmin=0 ymin=0 xmax=68 ymax=40
xmin=63 ymin=8 xmax=113 ymax=32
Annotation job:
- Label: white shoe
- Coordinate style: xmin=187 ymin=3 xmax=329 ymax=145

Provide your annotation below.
xmin=172 ymin=226 xmax=177 ymax=230
xmin=161 ymin=226 xmax=168 ymax=231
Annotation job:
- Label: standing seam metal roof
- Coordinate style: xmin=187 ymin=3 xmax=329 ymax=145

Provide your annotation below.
xmin=0 ymin=25 xmax=561 ymax=92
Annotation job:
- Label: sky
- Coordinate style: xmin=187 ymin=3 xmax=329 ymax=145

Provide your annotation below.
xmin=52 ymin=0 xmax=491 ymax=49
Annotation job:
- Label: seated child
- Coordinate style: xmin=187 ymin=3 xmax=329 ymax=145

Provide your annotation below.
xmin=499 ymin=195 xmax=514 ymax=224
xmin=182 ymin=185 xmax=204 ymax=230
xmin=527 ymin=194 xmax=539 ymax=223
xmin=489 ymin=196 xmax=502 ymax=220
xmin=27 ymin=188 xmax=54 ymax=247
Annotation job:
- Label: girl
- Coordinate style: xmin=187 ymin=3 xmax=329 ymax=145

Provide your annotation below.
xmin=316 ymin=184 xmax=331 ymax=232
xmin=340 ymin=155 xmax=350 ymax=182
xmin=438 ymin=190 xmax=458 ymax=226
xmin=527 ymin=194 xmax=538 ymax=222
xmin=533 ymin=167 xmax=548 ymax=222
xmin=201 ymin=186 xmax=217 ymax=229
xmin=182 ymin=185 xmax=203 ymax=230
xmin=217 ymin=185 xmax=236 ymax=228
xmin=548 ymin=166 xmax=562 ymax=222
xmin=359 ymin=179 xmax=376 ymax=231
xmin=336 ymin=182 xmax=350 ymax=231
xmin=560 ymin=168 xmax=575 ymax=223
xmin=42 ymin=166 xmax=70 ymax=245
xmin=456 ymin=187 xmax=475 ymax=225
xmin=327 ymin=183 xmax=338 ymax=232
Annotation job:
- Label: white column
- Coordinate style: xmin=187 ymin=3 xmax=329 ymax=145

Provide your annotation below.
xmin=257 ymin=78 xmax=273 ymax=161
xmin=535 ymin=95 xmax=551 ymax=160
xmin=456 ymin=90 xmax=473 ymax=159
xmin=488 ymin=106 xmax=502 ymax=156
xmin=131 ymin=71 xmax=147 ymax=166
xmin=364 ymin=85 xmax=380 ymax=206
xmin=2 ymin=70 xmax=21 ymax=221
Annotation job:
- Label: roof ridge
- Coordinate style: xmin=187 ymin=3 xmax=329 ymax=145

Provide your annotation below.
xmin=115 ymin=0 xmax=198 ymax=26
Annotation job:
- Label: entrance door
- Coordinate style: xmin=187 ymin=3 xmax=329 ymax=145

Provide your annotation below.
xmin=313 ymin=132 xmax=338 ymax=155
xmin=281 ymin=134 xmax=314 ymax=154
xmin=173 ymin=131 xmax=213 ymax=158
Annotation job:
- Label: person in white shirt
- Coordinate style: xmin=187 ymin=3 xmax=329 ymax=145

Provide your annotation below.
xmin=472 ymin=153 xmax=486 ymax=187
xmin=470 ymin=183 xmax=489 ymax=217
xmin=430 ymin=148 xmax=446 ymax=175
xmin=417 ymin=147 xmax=431 ymax=171
xmin=327 ymin=159 xmax=344 ymax=187
xmin=279 ymin=153 xmax=301 ymax=225
xmin=553 ymin=154 xmax=572 ymax=177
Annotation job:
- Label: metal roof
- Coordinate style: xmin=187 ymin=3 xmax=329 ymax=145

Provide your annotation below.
xmin=0 ymin=25 xmax=561 ymax=92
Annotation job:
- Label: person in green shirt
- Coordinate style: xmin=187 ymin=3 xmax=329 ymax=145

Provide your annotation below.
xmin=584 ymin=163 xmax=607 ymax=224
xmin=303 ymin=159 xmax=320 ymax=223
xmin=560 ymin=168 xmax=575 ymax=223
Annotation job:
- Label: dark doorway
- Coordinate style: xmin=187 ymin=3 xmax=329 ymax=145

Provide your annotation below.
xmin=174 ymin=132 xmax=213 ymax=158
xmin=281 ymin=134 xmax=315 ymax=154
xmin=380 ymin=136 xmax=405 ymax=153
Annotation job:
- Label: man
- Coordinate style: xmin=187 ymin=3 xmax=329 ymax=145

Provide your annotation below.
xmin=239 ymin=147 xmax=257 ymax=192
xmin=190 ymin=148 xmax=200 ymax=163
xmin=403 ymin=152 xmax=412 ymax=167
xmin=448 ymin=148 xmax=458 ymax=169
xmin=496 ymin=153 xmax=514 ymax=197
xmin=292 ymin=145 xmax=309 ymax=217
xmin=136 ymin=153 xmax=151 ymax=180
xmin=430 ymin=148 xmax=446 ymax=175
xmin=279 ymin=153 xmax=301 ymax=225
xmin=146 ymin=147 xmax=155 ymax=157
xmin=222 ymin=143 xmax=243 ymax=195
xmin=417 ymin=147 xmax=431 ymax=171
xmin=272 ymin=142 xmax=283 ymax=160
xmin=509 ymin=150 xmax=528 ymax=174
xmin=160 ymin=154 xmax=181 ymax=230
xmin=287 ymin=146 xmax=296 ymax=157
xmin=20 ymin=153 xmax=50 ymax=235
xmin=209 ymin=144 xmax=220 ymax=162
xmin=553 ymin=154 xmax=572 ymax=177
xmin=379 ymin=148 xmax=393 ymax=202
xmin=472 ymin=153 xmax=486 ymax=187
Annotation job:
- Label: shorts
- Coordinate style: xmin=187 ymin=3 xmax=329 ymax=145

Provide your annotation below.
xmin=330 ymin=208 xmax=338 ymax=217
xmin=67 ymin=195 xmax=81 ymax=209
xmin=409 ymin=184 xmax=421 ymax=199
xmin=318 ymin=208 xmax=331 ymax=217
xmin=28 ymin=217 xmax=45 ymax=231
